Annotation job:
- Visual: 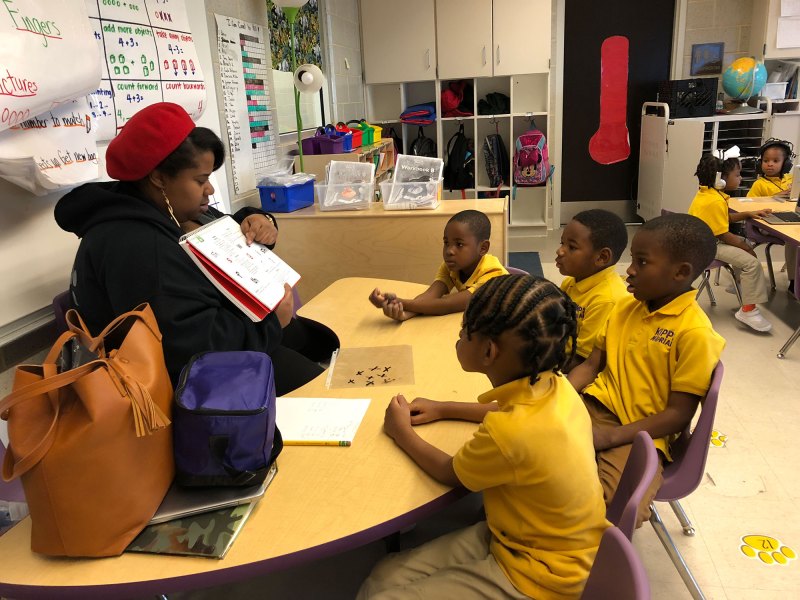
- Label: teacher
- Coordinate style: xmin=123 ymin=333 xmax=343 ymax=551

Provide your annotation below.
xmin=55 ymin=102 xmax=325 ymax=395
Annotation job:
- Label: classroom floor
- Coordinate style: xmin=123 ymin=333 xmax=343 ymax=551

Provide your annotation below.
xmin=2 ymin=225 xmax=799 ymax=600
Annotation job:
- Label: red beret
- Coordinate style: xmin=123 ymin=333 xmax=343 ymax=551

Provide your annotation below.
xmin=106 ymin=102 xmax=196 ymax=181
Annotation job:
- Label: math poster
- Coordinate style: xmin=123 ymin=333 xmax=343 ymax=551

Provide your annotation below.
xmin=215 ymin=13 xmax=278 ymax=194
xmin=0 ymin=0 xmax=101 ymax=134
xmin=85 ymin=0 xmax=206 ymax=141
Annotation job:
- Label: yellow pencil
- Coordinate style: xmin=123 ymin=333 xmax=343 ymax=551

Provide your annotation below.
xmin=283 ymin=440 xmax=351 ymax=447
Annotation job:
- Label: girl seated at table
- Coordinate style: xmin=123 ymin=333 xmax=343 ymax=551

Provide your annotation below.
xmin=359 ymin=274 xmax=608 ymax=599
xmin=689 ymin=154 xmax=774 ymax=332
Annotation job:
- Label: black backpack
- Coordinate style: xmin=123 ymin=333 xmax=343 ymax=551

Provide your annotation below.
xmin=443 ymin=124 xmax=474 ymax=191
xmin=483 ymin=133 xmax=510 ymax=188
xmin=410 ymin=126 xmax=437 ymax=158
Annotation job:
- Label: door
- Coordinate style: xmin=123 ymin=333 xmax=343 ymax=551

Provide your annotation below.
xmin=436 ymin=0 xmax=492 ymax=79
xmin=493 ymin=0 xmax=550 ymax=75
xmin=361 ymin=0 xmax=437 ymax=84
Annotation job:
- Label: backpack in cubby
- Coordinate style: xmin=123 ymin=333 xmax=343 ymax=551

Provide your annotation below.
xmin=513 ymin=128 xmax=553 ymax=186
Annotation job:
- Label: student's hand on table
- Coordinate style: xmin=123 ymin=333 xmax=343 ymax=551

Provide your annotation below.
xmin=409 ymin=398 xmax=443 ymax=425
xmin=592 ymin=424 xmax=618 ymax=451
xmin=749 ymin=209 xmax=773 ymax=219
xmin=241 ymin=214 xmax=278 ymax=246
xmin=382 ymin=299 xmax=414 ymax=322
xmin=384 ymin=394 xmax=413 ymax=441
xmin=274 ymin=283 xmax=295 ymax=328
xmin=369 ymin=287 xmax=387 ymax=307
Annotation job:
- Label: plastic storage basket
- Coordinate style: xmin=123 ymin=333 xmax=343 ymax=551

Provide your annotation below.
xmin=380 ymin=178 xmax=442 ymax=210
xmin=258 ymin=179 xmax=314 ymax=212
xmin=316 ymin=182 xmax=374 ymax=211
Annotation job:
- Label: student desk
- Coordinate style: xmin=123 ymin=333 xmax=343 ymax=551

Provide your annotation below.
xmin=727 ymin=197 xmax=800 ymax=282
xmin=274 ymin=198 xmax=508 ymax=302
xmin=0 ymin=278 xmax=486 ymax=599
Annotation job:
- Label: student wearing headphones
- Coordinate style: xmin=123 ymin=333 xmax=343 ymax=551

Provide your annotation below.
xmin=748 ymin=139 xmax=797 ymax=293
xmin=689 ymin=154 xmax=774 ymax=332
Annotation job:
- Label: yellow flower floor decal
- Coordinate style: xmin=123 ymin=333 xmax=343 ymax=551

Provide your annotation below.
xmin=740 ymin=535 xmax=796 ymax=565
xmin=710 ymin=430 xmax=727 ymax=447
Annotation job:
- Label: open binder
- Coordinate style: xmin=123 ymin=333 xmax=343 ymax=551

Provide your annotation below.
xmin=179 ymin=216 xmax=300 ymax=322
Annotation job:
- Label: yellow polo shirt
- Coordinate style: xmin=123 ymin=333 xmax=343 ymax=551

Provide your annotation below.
xmin=453 ymin=372 xmax=609 ymax=600
xmin=560 ymin=266 xmax=629 ymax=359
xmin=583 ymin=292 xmax=725 ymax=459
xmin=435 ymin=253 xmax=508 ymax=293
xmin=688 ymin=186 xmax=730 ymax=236
xmin=748 ymin=173 xmax=793 ymax=197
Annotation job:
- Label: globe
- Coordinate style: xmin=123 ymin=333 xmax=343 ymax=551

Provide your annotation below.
xmin=722 ymin=57 xmax=768 ymax=101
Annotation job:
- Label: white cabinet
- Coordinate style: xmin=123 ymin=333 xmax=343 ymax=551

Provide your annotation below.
xmin=493 ymin=0 xmax=551 ymax=75
xmin=360 ymin=0 xmax=437 ymax=84
xmin=751 ymin=0 xmax=800 ymax=60
xmin=436 ymin=0 xmax=493 ymax=79
xmin=637 ymin=103 xmax=770 ymax=221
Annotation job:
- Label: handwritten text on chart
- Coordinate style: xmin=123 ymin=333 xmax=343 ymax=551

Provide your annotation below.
xmin=1 ymin=0 xmax=63 ymax=47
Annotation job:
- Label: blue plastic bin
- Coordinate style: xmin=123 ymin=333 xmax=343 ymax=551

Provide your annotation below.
xmin=258 ymin=179 xmax=314 ymax=212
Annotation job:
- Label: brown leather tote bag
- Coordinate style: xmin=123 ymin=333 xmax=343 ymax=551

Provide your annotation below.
xmin=0 ymin=303 xmax=174 ymax=557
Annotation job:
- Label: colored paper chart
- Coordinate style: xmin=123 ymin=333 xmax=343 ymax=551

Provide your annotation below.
xmin=215 ymin=13 xmax=277 ymax=194
xmin=84 ymin=0 xmax=206 ymax=141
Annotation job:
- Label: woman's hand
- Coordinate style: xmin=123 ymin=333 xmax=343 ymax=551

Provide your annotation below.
xmin=384 ymin=394 xmax=413 ymax=441
xmin=409 ymin=398 xmax=444 ymax=425
xmin=274 ymin=283 xmax=295 ymax=328
xmin=241 ymin=214 xmax=278 ymax=246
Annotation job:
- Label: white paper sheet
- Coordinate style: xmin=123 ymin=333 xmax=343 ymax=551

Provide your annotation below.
xmin=0 ymin=0 xmax=101 ymax=135
xmin=782 ymin=0 xmax=800 ymax=17
xmin=0 ymin=98 xmax=98 ymax=195
xmin=777 ymin=16 xmax=800 ymax=49
xmin=276 ymin=398 xmax=371 ymax=445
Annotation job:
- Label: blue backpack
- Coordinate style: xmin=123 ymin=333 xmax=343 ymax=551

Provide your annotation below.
xmin=172 ymin=351 xmax=282 ymax=487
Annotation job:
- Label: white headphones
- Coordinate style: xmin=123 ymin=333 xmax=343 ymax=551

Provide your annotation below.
xmin=714 ymin=171 xmax=726 ymax=190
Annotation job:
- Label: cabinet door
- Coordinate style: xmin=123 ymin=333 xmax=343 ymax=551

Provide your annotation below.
xmin=493 ymin=0 xmax=550 ymax=75
xmin=436 ymin=0 xmax=492 ymax=79
xmin=754 ymin=0 xmax=800 ymax=59
xmin=360 ymin=0 xmax=437 ymax=84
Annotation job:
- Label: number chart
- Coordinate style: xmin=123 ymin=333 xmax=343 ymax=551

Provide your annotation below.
xmin=215 ymin=14 xmax=277 ymax=194
xmin=85 ymin=0 xmax=206 ymax=141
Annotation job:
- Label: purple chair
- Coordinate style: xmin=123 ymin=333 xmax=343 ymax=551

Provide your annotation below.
xmin=648 ymin=361 xmax=724 ymax=600
xmin=505 ymin=266 xmax=529 ymax=276
xmin=606 ymin=431 xmax=659 ymax=541
xmin=52 ymin=290 xmax=71 ymax=335
xmin=581 ymin=526 xmax=651 ymax=600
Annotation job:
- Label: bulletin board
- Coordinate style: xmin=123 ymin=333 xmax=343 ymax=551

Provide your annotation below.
xmin=562 ymin=0 xmax=675 ymax=203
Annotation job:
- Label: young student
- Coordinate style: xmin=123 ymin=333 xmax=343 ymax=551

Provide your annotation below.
xmin=368 ymin=209 xmax=508 ymax=321
xmin=568 ymin=214 xmax=725 ymax=525
xmin=689 ymin=154 xmax=774 ymax=332
xmin=748 ymin=139 xmax=797 ymax=293
xmin=556 ymin=209 xmax=629 ymax=372
xmin=359 ymin=275 xmax=609 ymax=600
xmin=747 ymin=138 xmax=794 ymax=198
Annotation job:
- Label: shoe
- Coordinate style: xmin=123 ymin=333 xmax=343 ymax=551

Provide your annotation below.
xmin=735 ymin=307 xmax=772 ymax=332
xmin=725 ymin=284 xmax=738 ymax=295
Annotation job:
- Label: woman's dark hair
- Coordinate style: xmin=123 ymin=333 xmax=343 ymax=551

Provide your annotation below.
xmin=155 ymin=127 xmax=225 ymax=176
xmin=694 ymin=154 xmax=722 ymax=187
xmin=463 ymin=274 xmax=577 ymax=383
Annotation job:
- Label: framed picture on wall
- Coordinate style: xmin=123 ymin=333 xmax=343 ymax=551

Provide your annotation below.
xmin=691 ymin=42 xmax=724 ymax=76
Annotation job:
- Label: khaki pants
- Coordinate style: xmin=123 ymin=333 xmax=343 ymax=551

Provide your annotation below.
xmin=582 ymin=396 xmax=665 ymax=527
xmin=715 ymin=240 xmax=770 ymax=305
xmin=357 ymin=521 xmax=529 ymax=600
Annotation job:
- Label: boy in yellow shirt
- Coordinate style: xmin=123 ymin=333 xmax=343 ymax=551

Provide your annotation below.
xmin=689 ymin=154 xmax=774 ymax=332
xmin=368 ymin=209 xmax=507 ymax=321
xmin=569 ymin=214 xmax=725 ymax=525
xmin=359 ymin=275 xmax=608 ymax=599
xmin=556 ymin=209 xmax=629 ymax=372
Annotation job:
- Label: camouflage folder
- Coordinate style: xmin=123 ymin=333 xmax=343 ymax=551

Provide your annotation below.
xmin=126 ymin=502 xmax=255 ymax=559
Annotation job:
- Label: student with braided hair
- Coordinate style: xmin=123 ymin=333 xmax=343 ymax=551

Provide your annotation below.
xmin=358 ymin=275 xmax=609 ymax=600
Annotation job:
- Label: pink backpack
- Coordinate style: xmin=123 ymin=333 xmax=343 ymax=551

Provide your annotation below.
xmin=513 ymin=129 xmax=553 ymax=186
